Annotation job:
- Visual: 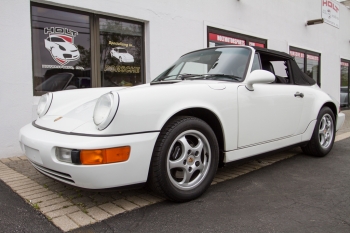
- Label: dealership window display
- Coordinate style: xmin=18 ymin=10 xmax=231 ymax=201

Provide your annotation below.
xmin=31 ymin=5 xmax=91 ymax=96
xmin=340 ymin=60 xmax=350 ymax=108
xmin=31 ymin=3 xmax=144 ymax=96
xmin=99 ymin=18 xmax=143 ymax=87
xmin=289 ymin=47 xmax=320 ymax=86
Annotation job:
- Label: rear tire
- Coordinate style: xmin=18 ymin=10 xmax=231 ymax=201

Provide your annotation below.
xmin=301 ymin=107 xmax=335 ymax=157
xmin=148 ymin=116 xmax=219 ymax=202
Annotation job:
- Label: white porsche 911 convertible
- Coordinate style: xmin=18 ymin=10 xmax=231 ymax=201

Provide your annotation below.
xmin=44 ymin=35 xmax=80 ymax=63
xmin=110 ymin=47 xmax=134 ymax=63
xmin=19 ymin=46 xmax=345 ymax=202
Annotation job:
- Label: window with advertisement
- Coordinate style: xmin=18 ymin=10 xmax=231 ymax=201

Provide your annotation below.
xmin=289 ymin=47 xmax=321 ymax=86
xmin=340 ymin=60 xmax=350 ymax=108
xmin=31 ymin=3 xmax=144 ymax=96
xmin=99 ymin=17 xmax=143 ymax=87
xmin=207 ymin=27 xmax=267 ymax=48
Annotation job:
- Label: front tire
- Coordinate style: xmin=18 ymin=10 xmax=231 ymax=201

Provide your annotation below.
xmin=148 ymin=116 xmax=219 ymax=202
xmin=301 ymin=107 xmax=335 ymax=157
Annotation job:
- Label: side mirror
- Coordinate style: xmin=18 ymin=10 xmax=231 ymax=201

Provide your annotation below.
xmin=245 ymin=70 xmax=275 ymax=91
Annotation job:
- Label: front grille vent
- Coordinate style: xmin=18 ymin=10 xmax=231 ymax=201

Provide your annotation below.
xmin=30 ymin=162 xmax=75 ymax=184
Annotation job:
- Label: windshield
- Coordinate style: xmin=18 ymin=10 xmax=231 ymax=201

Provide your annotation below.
xmin=50 ymin=37 xmax=66 ymax=42
xmin=119 ymin=49 xmax=127 ymax=53
xmin=152 ymin=47 xmax=251 ymax=82
xmin=35 ymin=73 xmax=73 ymax=91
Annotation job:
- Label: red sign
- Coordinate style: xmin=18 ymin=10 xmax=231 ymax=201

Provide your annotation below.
xmin=307 ymin=54 xmax=319 ymax=61
xmin=341 ymin=62 xmax=349 ymax=67
xmin=209 ymin=33 xmax=245 ymax=45
xmin=322 ymin=0 xmax=339 ymax=13
xmin=290 ymin=51 xmax=305 ymax=58
xmin=248 ymin=42 xmax=265 ymax=48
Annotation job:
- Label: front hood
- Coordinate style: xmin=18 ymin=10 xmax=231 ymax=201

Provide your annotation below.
xmin=35 ymin=87 xmax=127 ymax=133
xmin=121 ymin=53 xmax=133 ymax=59
xmin=35 ymin=99 xmax=97 ymax=133
xmin=34 ymin=81 xmax=237 ymax=134
xmin=56 ymin=42 xmax=77 ymax=50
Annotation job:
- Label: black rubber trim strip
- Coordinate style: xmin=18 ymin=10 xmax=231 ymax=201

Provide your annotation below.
xmin=31 ymin=161 xmax=72 ymax=178
xmin=34 ymin=167 xmax=75 ymax=184
xmin=32 ymin=121 xmax=160 ymax=137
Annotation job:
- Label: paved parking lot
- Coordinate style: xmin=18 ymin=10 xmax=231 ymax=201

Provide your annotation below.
xmin=0 ymin=110 xmax=349 ymax=232
xmin=0 ymin=147 xmax=302 ymax=231
xmin=74 ymin=137 xmax=350 ymax=233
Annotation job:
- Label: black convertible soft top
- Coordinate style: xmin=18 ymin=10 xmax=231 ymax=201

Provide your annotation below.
xmin=254 ymin=46 xmax=316 ymax=86
xmin=253 ymin=46 xmax=293 ymax=59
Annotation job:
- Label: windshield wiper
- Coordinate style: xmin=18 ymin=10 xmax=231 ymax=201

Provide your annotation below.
xmin=186 ymin=74 xmax=242 ymax=81
xmin=156 ymin=73 xmax=204 ymax=81
xmin=155 ymin=73 xmax=242 ymax=83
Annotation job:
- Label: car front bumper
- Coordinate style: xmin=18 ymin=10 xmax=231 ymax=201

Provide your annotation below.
xmin=19 ymin=123 xmax=159 ymax=189
xmin=123 ymin=58 xmax=134 ymax=63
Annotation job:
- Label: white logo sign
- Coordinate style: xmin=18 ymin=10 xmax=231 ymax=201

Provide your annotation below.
xmin=44 ymin=27 xmax=80 ymax=66
xmin=321 ymin=0 xmax=340 ymax=29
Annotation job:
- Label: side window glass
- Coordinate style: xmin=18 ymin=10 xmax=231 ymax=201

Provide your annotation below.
xmin=271 ymin=61 xmax=290 ymax=84
xmin=251 ymin=54 xmax=261 ymax=72
xmin=271 ymin=61 xmax=287 ymax=77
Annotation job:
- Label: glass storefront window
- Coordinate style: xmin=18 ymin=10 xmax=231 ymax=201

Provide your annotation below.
xmin=306 ymin=54 xmax=319 ymax=83
xmin=31 ymin=3 xmax=145 ymax=96
xmin=99 ymin=18 xmax=143 ymax=87
xmin=290 ymin=47 xmax=320 ymax=86
xmin=340 ymin=60 xmax=350 ymax=108
xmin=31 ymin=5 xmax=91 ymax=96
xmin=248 ymin=42 xmax=265 ymax=48
xmin=289 ymin=51 xmax=304 ymax=71
xmin=207 ymin=27 xmax=267 ymax=48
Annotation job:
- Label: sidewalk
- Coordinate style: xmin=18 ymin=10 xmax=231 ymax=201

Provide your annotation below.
xmin=1 ymin=110 xmax=350 ymax=232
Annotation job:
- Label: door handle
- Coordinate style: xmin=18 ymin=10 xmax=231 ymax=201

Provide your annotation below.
xmin=294 ymin=92 xmax=304 ymax=98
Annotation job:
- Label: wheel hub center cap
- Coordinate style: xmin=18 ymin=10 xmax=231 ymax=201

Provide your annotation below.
xmin=187 ymin=156 xmax=195 ymax=165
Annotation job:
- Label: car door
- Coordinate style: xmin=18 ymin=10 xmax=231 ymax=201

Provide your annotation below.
xmin=237 ymin=83 xmax=304 ymax=148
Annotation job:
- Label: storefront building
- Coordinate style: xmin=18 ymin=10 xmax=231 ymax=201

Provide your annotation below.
xmin=1 ymin=0 xmax=349 ymax=158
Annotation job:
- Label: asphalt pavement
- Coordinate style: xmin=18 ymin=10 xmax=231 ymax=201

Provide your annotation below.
xmin=0 ymin=179 xmax=60 ymax=232
xmin=72 ymin=137 xmax=350 ymax=233
xmin=1 ymin=138 xmax=350 ymax=232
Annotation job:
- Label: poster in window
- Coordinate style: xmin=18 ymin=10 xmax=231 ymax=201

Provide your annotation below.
xmin=99 ymin=18 xmax=143 ymax=87
xmin=31 ymin=6 xmax=91 ymax=96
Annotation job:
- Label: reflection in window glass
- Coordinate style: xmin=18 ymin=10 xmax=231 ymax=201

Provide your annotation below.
xmin=31 ymin=5 xmax=91 ymax=96
xmin=207 ymin=28 xmax=267 ymax=48
xmin=289 ymin=51 xmax=304 ymax=72
xmin=99 ymin=18 xmax=143 ymax=87
xmin=251 ymin=54 xmax=261 ymax=72
xmin=290 ymin=49 xmax=320 ymax=85
xmin=340 ymin=61 xmax=349 ymax=107
xmin=35 ymin=73 xmax=73 ymax=91
xmin=306 ymin=55 xmax=319 ymax=83
xmin=152 ymin=47 xmax=251 ymax=82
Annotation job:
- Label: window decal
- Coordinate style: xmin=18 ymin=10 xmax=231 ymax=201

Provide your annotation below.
xmin=209 ymin=33 xmax=245 ymax=45
xmin=44 ymin=27 xmax=80 ymax=66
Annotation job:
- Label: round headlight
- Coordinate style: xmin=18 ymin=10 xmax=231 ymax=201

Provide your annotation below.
xmin=37 ymin=93 xmax=53 ymax=117
xmin=93 ymin=92 xmax=119 ymax=130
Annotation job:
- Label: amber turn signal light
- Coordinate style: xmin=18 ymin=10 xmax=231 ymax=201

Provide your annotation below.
xmin=80 ymin=146 xmax=130 ymax=165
